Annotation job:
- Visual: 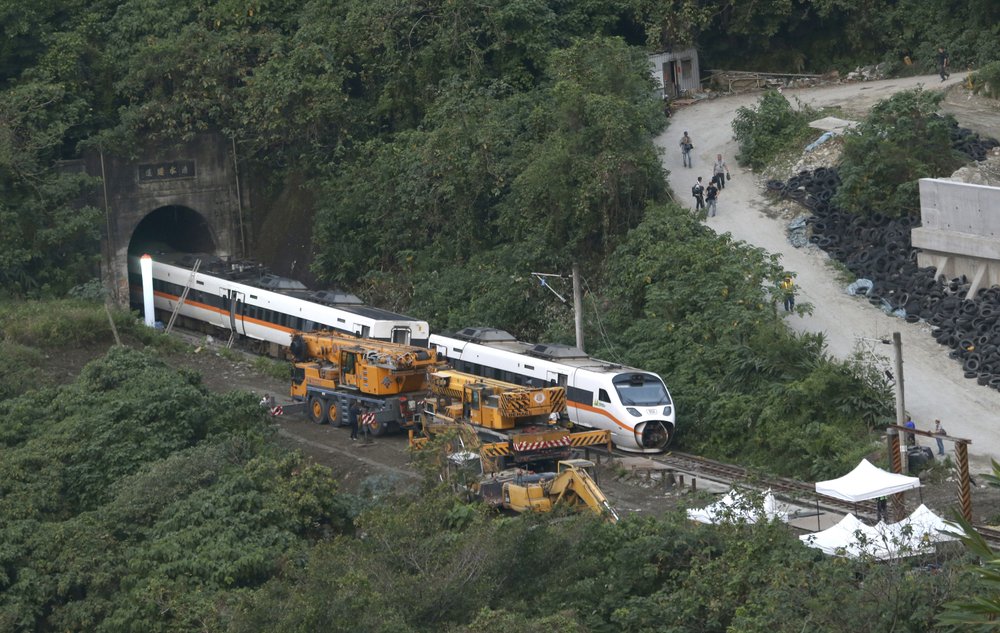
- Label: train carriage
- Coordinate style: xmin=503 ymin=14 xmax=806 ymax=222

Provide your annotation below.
xmin=429 ymin=328 xmax=675 ymax=453
xmin=129 ymin=253 xmax=429 ymax=352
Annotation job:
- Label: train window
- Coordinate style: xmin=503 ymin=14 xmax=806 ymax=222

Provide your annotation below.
xmin=598 ymin=389 xmax=611 ymax=403
xmin=250 ymin=295 xmax=257 ymax=299
xmin=524 ymin=364 xmax=534 ymax=370
xmin=196 ymin=280 xmax=204 ymax=285
xmin=337 ymin=318 xmax=346 ymax=324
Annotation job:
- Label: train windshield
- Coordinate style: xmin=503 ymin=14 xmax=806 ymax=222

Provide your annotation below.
xmin=613 ymin=373 xmax=671 ymax=406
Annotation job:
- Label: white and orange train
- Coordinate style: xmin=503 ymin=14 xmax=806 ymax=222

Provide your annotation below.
xmin=129 ymin=253 xmax=673 ymax=452
xmin=429 ymin=328 xmax=674 ymax=453
xmin=128 ymin=252 xmax=429 ymax=353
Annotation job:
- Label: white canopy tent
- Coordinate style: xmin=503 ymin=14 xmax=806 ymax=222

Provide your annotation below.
xmin=687 ymin=488 xmax=789 ymax=525
xmin=800 ymin=504 xmax=962 ymax=559
xmin=814 ymin=459 xmax=920 ymax=502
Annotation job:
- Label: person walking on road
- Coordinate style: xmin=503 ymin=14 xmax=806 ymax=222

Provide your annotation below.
xmin=780 ymin=275 xmax=795 ymax=312
xmin=349 ymin=400 xmax=360 ymax=440
xmin=680 ymin=131 xmax=693 ymax=168
xmin=705 ymin=180 xmax=719 ymax=217
xmin=933 ymin=419 xmax=947 ymax=456
xmin=692 ymin=176 xmax=705 ymax=210
xmin=936 ymin=47 xmax=950 ymax=82
xmin=712 ymin=154 xmax=730 ymax=190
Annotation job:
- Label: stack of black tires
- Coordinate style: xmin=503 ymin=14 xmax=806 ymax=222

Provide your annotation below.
xmin=767 ymin=125 xmax=1000 ymax=390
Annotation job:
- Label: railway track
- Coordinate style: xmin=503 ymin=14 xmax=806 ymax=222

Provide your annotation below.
xmin=594 ymin=447 xmax=1000 ymax=548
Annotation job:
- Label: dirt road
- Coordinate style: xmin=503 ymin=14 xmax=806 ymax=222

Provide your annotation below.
xmin=658 ymin=72 xmax=1000 ymax=470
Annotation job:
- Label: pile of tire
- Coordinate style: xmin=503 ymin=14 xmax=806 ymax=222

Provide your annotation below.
xmin=768 ymin=157 xmax=1000 ymax=391
xmin=947 ymin=119 xmax=1000 ymax=162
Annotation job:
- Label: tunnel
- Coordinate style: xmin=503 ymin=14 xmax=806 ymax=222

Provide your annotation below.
xmin=126 ymin=205 xmax=218 ymax=312
xmin=127 ymin=205 xmax=217 ymax=257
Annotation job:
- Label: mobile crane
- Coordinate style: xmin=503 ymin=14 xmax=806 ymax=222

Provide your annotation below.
xmin=288 ymin=330 xmax=442 ymax=434
xmin=410 ymin=369 xmax=611 ymax=472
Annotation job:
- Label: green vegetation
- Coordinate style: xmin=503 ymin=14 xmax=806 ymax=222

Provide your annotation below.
xmin=970 ymin=61 xmax=1000 ymax=99
xmin=834 ymin=89 xmax=964 ymax=218
xmin=0 ymin=346 xmax=988 ymax=631
xmin=731 ymin=91 xmax=817 ymax=171
xmin=598 ymin=204 xmax=890 ymax=478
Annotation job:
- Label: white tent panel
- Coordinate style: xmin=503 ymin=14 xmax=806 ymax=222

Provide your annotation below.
xmin=801 ymin=505 xmax=963 ymax=559
xmin=687 ymin=489 xmax=789 ymax=525
xmin=814 ymin=459 xmax=920 ymax=502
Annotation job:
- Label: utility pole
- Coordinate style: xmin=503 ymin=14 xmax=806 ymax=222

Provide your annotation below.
xmin=532 ymin=264 xmax=586 ymax=352
xmin=572 ymin=262 xmax=584 ymax=353
xmin=887 ymin=331 xmax=908 ymax=473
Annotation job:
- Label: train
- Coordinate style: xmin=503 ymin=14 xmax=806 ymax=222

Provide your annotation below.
xmin=127 ymin=252 xmax=429 ymax=353
xmin=128 ymin=252 xmax=673 ymax=452
xmin=429 ymin=328 xmax=674 ymax=453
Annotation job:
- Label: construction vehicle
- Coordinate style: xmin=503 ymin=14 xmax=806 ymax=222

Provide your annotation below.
xmin=289 ymin=330 xmax=442 ymax=434
xmin=476 ymin=459 xmax=619 ymax=522
xmin=410 ymin=369 xmax=612 ymax=472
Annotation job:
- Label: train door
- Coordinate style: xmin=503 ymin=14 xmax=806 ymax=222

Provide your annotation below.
xmin=353 ymin=324 xmax=371 ymax=339
xmin=228 ymin=290 xmax=246 ymax=335
xmin=390 ymin=326 xmax=411 ymax=345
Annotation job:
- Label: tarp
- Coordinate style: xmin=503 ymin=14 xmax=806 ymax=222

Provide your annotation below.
xmin=800 ymin=505 xmax=963 ymax=559
xmin=815 ymin=459 xmax=920 ymax=502
xmin=686 ymin=489 xmax=789 ymax=525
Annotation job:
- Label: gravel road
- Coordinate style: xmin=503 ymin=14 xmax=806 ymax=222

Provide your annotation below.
xmin=657 ymin=72 xmax=1000 ymax=470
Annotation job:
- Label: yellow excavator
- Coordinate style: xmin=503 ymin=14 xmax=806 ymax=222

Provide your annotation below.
xmin=476 ymin=459 xmax=619 ymax=522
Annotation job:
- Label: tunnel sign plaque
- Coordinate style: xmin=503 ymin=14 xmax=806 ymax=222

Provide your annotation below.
xmin=137 ymin=160 xmax=196 ymax=181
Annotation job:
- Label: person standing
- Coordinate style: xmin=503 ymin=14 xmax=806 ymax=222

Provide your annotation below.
xmin=705 ymin=180 xmax=719 ymax=217
xmin=349 ymin=400 xmax=360 ymax=441
xmin=712 ymin=154 xmax=730 ymax=189
xmin=680 ymin=131 xmax=693 ymax=168
xmin=937 ymin=47 xmax=950 ymax=82
xmin=780 ymin=275 xmax=795 ymax=312
xmin=876 ymin=496 xmax=888 ymax=523
xmin=904 ymin=416 xmax=917 ymax=447
xmin=933 ymin=419 xmax=947 ymax=456
xmin=692 ymin=176 xmax=704 ymax=210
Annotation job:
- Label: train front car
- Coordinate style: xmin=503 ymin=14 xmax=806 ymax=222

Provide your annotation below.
xmin=430 ymin=329 xmax=677 ymax=454
xmin=599 ymin=370 xmax=674 ymax=452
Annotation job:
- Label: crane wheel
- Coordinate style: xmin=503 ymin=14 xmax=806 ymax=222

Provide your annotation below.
xmin=327 ymin=400 xmax=340 ymax=425
xmin=368 ymin=416 xmax=391 ymax=436
xmin=308 ymin=396 xmax=327 ymax=424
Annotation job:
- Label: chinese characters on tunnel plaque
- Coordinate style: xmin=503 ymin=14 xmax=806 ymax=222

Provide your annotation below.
xmin=137 ymin=160 xmax=196 ymax=182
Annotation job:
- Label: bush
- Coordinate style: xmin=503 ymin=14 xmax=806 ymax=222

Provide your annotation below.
xmin=731 ymin=91 xmax=815 ymax=170
xmin=834 ymin=88 xmax=963 ymax=218
xmin=970 ymin=61 xmax=1000 ymax=99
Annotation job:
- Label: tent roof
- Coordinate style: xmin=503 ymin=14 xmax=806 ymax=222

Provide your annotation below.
xmin=686 ymin=489 xmax=789 ymax=525
xmin=800 ymin=505 xmax=962 ymax=559
xmin=815 ymin=459 xmax=920 ymax=502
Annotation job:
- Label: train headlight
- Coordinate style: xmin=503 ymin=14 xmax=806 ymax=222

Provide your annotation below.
xmin=662 ymin=405 xmax=672 ymax=416
xmin=626 ymin=407 xmax=641 ymax=417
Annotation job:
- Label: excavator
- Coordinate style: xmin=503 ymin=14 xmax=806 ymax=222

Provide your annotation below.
xmin=410 ymin=369 xmax=611 ymax=473
xmin=288 ymin=330 xmax=442 ymax=434
xmin=476 ymin=459 xmax=619 ymax=522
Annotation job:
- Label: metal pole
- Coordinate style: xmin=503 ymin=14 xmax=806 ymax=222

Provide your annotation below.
xmin=892 ymin=332 xmax=908 ymax=474
xmin=231 ymin=137 xmax=247 ymax=257
xmin=572 ymin=263 xmax=584 ymax=352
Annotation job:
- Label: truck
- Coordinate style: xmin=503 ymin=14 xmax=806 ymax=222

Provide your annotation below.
xmin=288 ymin=330 xmax=443 ymax=434
xmin=411 ymin=369 xmax=612 ymax=472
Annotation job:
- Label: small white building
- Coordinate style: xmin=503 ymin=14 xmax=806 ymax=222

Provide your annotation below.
xmin=648 ymin=48 xmax=701 ymax=99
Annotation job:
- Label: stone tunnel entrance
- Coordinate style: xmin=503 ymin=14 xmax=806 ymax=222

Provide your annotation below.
xmin=127 ymin=205 xmax=217 ymax=258
xmin=89 ymin=133 xmax=247 ymax=306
